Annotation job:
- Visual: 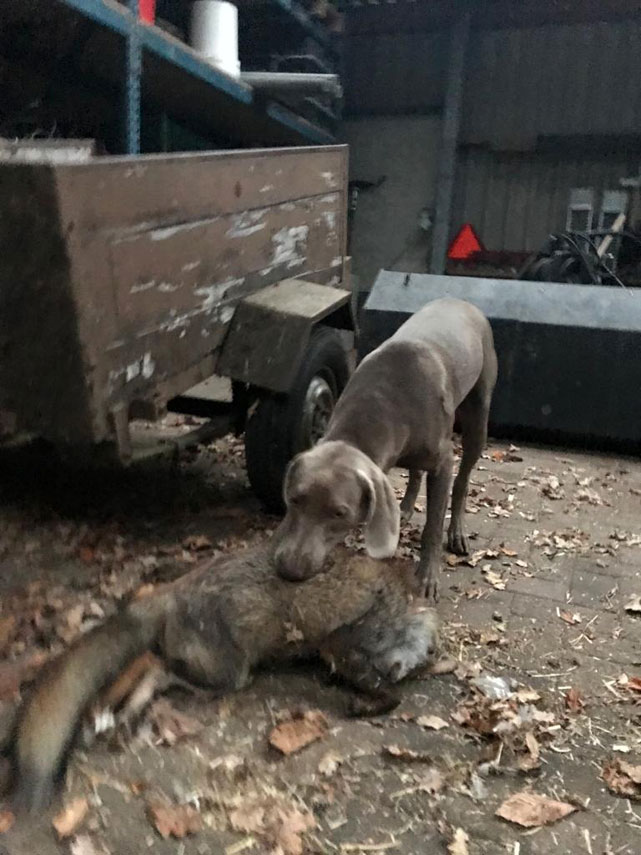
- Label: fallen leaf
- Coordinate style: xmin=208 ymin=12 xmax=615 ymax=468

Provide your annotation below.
xmin=150 ymin=698 xmax=204 ymax=746
xmin=229 ymin=795 xmax=315 ymax=855
xmin=481 ymin=566 xmax=506 ymax=590
xmin=448 ymin=828 xmax=470 ymax=855
xmin=383 ymin=744 xmax=433 ymax=763
xmin=625 ymin=595 xmax=641 ymax=614
xmin=183 ymin=534 xmax=213 ymax=551
xmin=269 ymin=710 xmax=328 ymax=755
xmin=416 ymin=715 xmax=449 ymax=731
xmin=518 ymin=732 xmax=541 ymax=772
xmin=53 ymin=798 xmax=89 ymax=839
xmin=559 ymin=609 xmax=582 ymax=626
xmin=602 ymin=759 xmax=641 ymax=800
xmin=619 ymin=675 xmax=641 ymax=693
xmin=514 ymin=688 xmax=541 ymax=703
xmin=318 ymin=751 xmax=343 ymax=777
xmin=147 ymin=801 xmax=202 ymax=839
xmin=70 ymin=835 xmax=102 ymax=855
xmin=574 ymin=487 xmax=605 ymax=506
xmin=564 ymin=687 xmax=584 ymax=713
xmin=541 ymin=475 xmax=565 ymax=501
xmin=496 ymin=791 xmax=576 ymax=827
xmin=0 ymin=810 xmax=15 ymax=834
xmin=429 ymin=655 xmax=458 ymax=675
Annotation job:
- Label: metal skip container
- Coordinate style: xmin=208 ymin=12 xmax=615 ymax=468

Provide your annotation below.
xmin=359 ymin=271 xmax=641 ymax=450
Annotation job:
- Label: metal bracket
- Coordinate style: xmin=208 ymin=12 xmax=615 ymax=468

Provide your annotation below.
xmin=216 ymin=279 xmax=351 ymax=393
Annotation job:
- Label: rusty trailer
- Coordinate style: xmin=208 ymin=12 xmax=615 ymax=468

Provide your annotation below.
xmin=0 ymin=144 xmax=352 ymax=510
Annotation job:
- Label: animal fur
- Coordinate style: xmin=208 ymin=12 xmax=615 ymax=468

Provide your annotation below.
xmin=9 ymin=546 xmax=438 ymax=812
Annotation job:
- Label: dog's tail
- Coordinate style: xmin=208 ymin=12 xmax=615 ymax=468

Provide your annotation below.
xmin=12 ymin=593 xmax=168 ymax=812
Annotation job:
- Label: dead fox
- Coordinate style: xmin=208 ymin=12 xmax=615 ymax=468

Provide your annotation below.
xmin=9 ymin=546 xmax=439 ymax=812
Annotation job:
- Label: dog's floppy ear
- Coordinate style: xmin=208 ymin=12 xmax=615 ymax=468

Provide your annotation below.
xmin=356 ymin=463 xmax=400 ymax=559
xmin=283 ymin=453 xmax=304 ymax=504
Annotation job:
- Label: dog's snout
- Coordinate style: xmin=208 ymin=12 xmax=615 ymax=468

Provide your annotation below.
xmin=273 ymin=536 xmax=325 ymax=582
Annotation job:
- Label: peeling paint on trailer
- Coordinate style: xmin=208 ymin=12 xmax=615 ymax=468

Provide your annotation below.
xmin=271 ymin=226 xmax=309 ymax=267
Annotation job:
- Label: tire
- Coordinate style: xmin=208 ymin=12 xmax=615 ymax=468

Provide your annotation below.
xmin=244 ymin=325 xmax=350 ymax=514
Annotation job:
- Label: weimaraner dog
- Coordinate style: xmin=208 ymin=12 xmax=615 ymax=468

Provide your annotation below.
xmin=272 ymin=297 xmax=497 ymax=601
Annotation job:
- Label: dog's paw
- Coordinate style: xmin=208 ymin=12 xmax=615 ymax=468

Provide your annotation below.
xmin=447 ymin=527 xmax=469 ymax=556
xmin=400 ymin=506 xmax=414 ymax=524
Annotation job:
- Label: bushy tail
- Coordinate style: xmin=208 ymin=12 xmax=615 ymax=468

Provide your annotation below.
xmin=12 ymin=596 xmax=166 ymax=812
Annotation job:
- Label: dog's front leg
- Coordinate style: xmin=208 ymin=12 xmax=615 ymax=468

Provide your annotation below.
xmin=400 ymin=469 xmax=423 ymax=522
xmin=416 ymin=454 xmax=453 ymax=602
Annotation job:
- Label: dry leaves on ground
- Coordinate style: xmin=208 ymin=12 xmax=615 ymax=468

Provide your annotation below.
xmin=602 ymin=759 xmax=641 ymax=800
xmin=565 ymin=688 xmax=585 ymax=713
xmin=481 ymin=565 xmax=506 ymax=590
xmin=53 ymin=798 xmax=89 ymax=839
xmin=559 ymin=609 xmax=582 ymax=626
xmin=150 ymin=698 xmax=204 ymax=746
xmin=0 ymin=810 xmax=15 ymax=834
xmin=229 ymin=794 xmax=315 ymax=855
xmin=416 ymin=715 xmax=449 ymax=731
xmin=70 ymin=835 xmax=105 ymax=855
xmin=318 ymin=751 xmax=344 ymax=777
xmin=429 ymin=655 xmax=458 ymax=675
xmin=496 ymin=791 xmax=576 ymax=827
xmin=448 ymin=827 xmax=470 ymax=854
xmin=183 ymin=534 xmax=213 ymax=551
xmin=147 ymin=800 xmax=203 ymax=839
xmin=624 ymin=595 xmax=641 ymax=614
xmin=383 ymin=744 xmax=433 ymax=763
xmin=268 ymin=709 xmax=328 ymax=755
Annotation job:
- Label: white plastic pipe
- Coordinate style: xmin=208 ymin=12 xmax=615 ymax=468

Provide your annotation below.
xmin=190 ymin=1 xmax=240 ymax=79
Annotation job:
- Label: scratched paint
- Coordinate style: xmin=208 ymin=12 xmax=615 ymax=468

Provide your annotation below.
xmin=321 ymin=171 xmax=337 ymax=188
xmin=271 ymin=226 xmax=309 ymax=267
xmin=108 ymin=351 xmax=156 ymax=393
xmin=130 ymin=280 xmax=156 ymax=294
xmin=227 ymin=209 xmax=267 ymax=238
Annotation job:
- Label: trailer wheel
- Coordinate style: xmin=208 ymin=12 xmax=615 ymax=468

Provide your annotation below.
xmin=244 ymin=326 xmax=350 ymax=514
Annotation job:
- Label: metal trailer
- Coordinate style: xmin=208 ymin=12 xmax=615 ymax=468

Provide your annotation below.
xmin=360 ymin=271 xmax=641 ymax=452
xmin=0 ymin=144 xmax=353 ymax=511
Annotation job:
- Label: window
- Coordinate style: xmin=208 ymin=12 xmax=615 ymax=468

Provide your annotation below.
xmin=599 ymin=190 xmax=628 ymax=232
xmin=566 ymin=188 xmax=594 ymax=232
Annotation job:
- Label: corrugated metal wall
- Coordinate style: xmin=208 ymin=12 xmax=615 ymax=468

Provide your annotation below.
xmin=344 ymin=31 xmax=447 ymax=116
xmin=344 ymin=11 xmax=641 ymax=255
xmin=462 ymin=21 xmax=641 ymax=146
xmin=452 ymin=147 xmax=640 ymax=252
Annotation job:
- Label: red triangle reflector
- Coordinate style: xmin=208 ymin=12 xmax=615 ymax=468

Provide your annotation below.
xmin=447 ymin=223 xmax=484 ymax=260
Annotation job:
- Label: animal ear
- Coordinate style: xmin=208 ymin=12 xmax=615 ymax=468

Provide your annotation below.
xmin=356 ymin=464 xmax=400 ymax=559
xmin=283 ymin=454 xmax=303 ymax=504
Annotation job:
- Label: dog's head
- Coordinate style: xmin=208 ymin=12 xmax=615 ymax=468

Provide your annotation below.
xmin=272 ymin=440 xmax=400 ymax=581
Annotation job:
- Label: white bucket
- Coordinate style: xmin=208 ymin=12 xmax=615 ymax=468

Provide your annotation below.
xmin=190 ymin=1 xmax=240 ymax=79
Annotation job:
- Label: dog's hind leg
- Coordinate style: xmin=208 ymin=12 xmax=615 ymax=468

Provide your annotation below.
xmin=400 ymin=469 xmax=423 ymax=522
xmin=448 ymin=380 xmax=494 ymax=556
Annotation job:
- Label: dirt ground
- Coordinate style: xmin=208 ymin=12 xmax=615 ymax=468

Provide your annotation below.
xmin=0 ymin=424 xmax=640 ymax=855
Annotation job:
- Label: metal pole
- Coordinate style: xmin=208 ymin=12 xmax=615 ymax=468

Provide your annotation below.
xmin=125 ymin=0 xmax=142 ymax=154
xmin=429 ymin=10 xmax=471 ymax=274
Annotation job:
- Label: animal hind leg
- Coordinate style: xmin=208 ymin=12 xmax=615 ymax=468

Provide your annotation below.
xmin=321 ymin=635 xmax=400 ymax=717
xmin=448 ymin=388 xmax=492 ymax=556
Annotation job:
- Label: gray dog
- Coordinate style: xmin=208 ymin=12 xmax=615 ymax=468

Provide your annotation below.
xmin=272 ymin=297 xmax=497 ymax=600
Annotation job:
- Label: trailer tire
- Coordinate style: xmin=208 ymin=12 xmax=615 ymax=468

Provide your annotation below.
xmin=244 ymin=326 xmax=350 ymax=514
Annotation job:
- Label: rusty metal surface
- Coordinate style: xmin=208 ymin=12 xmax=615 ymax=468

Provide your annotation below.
xmin=217 ymin=280 xmax=351 ymax=392
xmin=0 ymin=145 xmax=349 ymax=450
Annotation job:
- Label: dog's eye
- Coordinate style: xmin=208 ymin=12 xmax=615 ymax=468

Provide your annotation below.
xmin=289 ymin=494 xmax=303 ymax=507
xmin=334 ymin=506 xmax=349 ymax=519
